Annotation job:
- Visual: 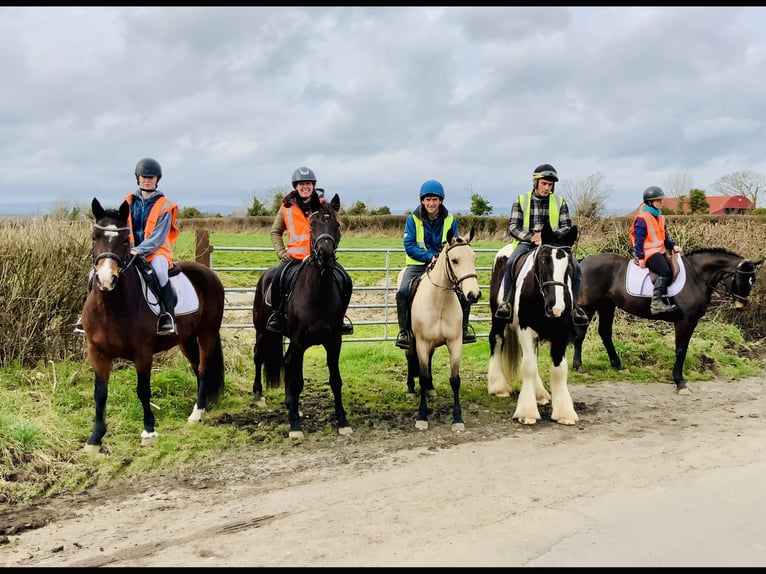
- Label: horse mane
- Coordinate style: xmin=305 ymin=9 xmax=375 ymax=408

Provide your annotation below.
xmin=99 ymin=208 xmax=127 ymax=223
xmin=686 ymin=246 xmax=742 ymax=258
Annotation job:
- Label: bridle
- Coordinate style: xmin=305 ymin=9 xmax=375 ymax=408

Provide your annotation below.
xmin=426 ymin=240 xmax=478 ymax=297
xmin=306 ymin=210 xmax=339 ymax=268
xmin=709 ymin=259 xmax=757 ymax=304
xmin=91 ymin=223 xmax=136 ymax=277
xmin=535 ymin=244 xmax=571 ymax=296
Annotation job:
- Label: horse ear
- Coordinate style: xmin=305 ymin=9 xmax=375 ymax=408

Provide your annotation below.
xmin=92 ymin=197 xmax=104 ymax=220
xmin=330 ymin=193 xmax=340 ymax=212
xmin=119 ymin=200 xmax=130 ymax=221
xmin=468 ymin=226 xmax=475 ymax=243
xmin=754 ymin=257 xmax=765 ymax=268
xmin=447 ymin=227 xmax=455 ymax=243
xmin=567 ymin=225 xmax=579 ymax=246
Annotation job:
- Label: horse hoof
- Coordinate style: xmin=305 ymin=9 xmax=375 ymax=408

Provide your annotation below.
xmin=516 ymin=417 xmax=538 ymax=425
xmin=141 ymin=431 xmax=159 ymax=446
xmin=676 ymin=387 xmax=691 ymax=396
xmin=555 ymin=417 xmax=578 ymax=426
xmin=288 ymin=430 xmax=305 ymax=439
xmin=338 ymin=426 xmax=353 ymax=436
xmin=451 ymin=422 xmax=465 ymax=433
xmin=491 ymin=391 xmax=510 ymax=398
xmin=83 ymin=443 xmax=101 ymax=453
xmin=415 ymin=420 xmax=429 ymax=431
xmin=254 ymin=398 xmax=267 ymax=409
xmin=427 ymin=389 xmax=436 ymax=398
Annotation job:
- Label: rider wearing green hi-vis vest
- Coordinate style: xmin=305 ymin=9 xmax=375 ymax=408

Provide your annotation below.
xmin=495 ymin=163 xmax=589 ymax=326
xmin=395 ymin=180 xmax=476 ymax=350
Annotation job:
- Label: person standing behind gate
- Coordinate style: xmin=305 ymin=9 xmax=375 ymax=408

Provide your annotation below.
xmin=266 ymin=166 xmax=353 ymax=336
xmin=494 ymin=163 xmax=588 ymax=326
xmin=395 ymin=179 xmax=476 ymax=350
xmin=631 ymin=185 xmax=682 ymax=315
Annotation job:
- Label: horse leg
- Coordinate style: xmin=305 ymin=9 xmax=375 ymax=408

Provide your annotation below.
xmin=597 ymin=303 xmax=623 ymax=370
xmin=447 ymin=340 xmax=464 ymax=432
xmin=415 ymin=342 xmax=433 ymax=430
xmin=325 ymin=341 xmax=352 ymax=435
xmin=283 ymin=343 xmax=305 ymax=439
xmin=572 ymin=314 xmax=589 ymax=371
xmin=487 ymin=319 xmax=511 ymax=397
xmin=185 ymin=332 xmax=225 ymax=424
xmin=513 ymin=332 xmax=542 ymax=425
xmin=179 ymin=336 xmax=206 ymax=424
xmin=134 ymin=354 xmax=158 ymax=446
xmin=672 ymin=319 xmax=697 ymax=395
xmin=405 ymin=347 xmax=418 ymax=397
xmin=84 ymin=350 xmax=112 ymax=452
xmin=548 ymin=339 xmax=578 ymax=425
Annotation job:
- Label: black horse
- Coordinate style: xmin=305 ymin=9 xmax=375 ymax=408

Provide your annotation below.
xmin=573 ymin=248 xmax=763 ymax=393
xmin=81 ymin=198 xmax=226 ymax=451
xmin=252 ymin=193 xmax=352 ymax=438
xmin=487 ymin=221 xmax=581 ymax=425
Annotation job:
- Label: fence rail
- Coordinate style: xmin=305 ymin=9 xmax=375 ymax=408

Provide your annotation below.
xmin=198 ymin=234 xmax=497 ymax=343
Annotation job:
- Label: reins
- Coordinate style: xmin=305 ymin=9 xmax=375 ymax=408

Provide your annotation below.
xmin=91 ymin=223 xmax=136 ymax=277
xmin=706 ymin=259 xmax=756 ymax=304
xmin=535 ymin=244 xmax=570 ymax=295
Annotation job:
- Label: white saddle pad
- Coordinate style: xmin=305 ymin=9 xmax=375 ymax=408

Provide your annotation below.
xmin=140 ymin=272 xmax=199 ymax=316
xmin=625 ymin=257 xmax=686 ymax=298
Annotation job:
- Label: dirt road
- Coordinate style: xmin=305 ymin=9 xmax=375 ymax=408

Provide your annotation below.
xmin=2 ymin=377 xmax=765 ymax=567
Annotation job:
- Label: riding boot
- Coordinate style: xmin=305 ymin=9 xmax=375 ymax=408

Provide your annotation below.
xmin=650 ymin=276 xmax=678 ymax=315
xmin=461 ymin=300 xmax=477 ymax=344
xmin=495 ymin=257 xmax=516 ymax=321
xmin=395 ymin=297 xmax=411 ymax=349
xmin=570 ymin=260 xmax=589 ymax=326
xmin=157 ymin=282 xmax=177 ymax=335
xmin=73 ymin=273 xmax=94 ymax=334
xmin=266 ymin=270 xmax=286 ymax=334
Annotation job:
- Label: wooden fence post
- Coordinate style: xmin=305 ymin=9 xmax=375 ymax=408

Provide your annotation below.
xmin=195 ymin=229 xmax=212 ymax=267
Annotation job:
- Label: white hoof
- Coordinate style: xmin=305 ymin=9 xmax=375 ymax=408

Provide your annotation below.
xmin=141 ymin=430 xmax=159 ymax=446
xmin=338 ymin=426 xmax=353 ymax=436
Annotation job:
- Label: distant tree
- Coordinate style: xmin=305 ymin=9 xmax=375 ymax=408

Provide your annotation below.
xmin=561 ymin=173 xmax=612 ymax=218
xmin=470 ymin=193 xmax=492 ymax=216
xmin=688 ymin=189 xmax=710 ymax=214
xmin=246 ymin=197 xmax=268 ymax=216
xmin=346 ymin=201 xmax=368 ymax=216
xmin=48 ymin=199 xmax=89 ymax=221
xmin=268 ymin=185 xmax=290 ymax=215
xmin=711 ymin=170 xmax=766 ymax=208
xmin=178 ymin=206 xmax=203 ymax=219
xmin=664 ymin=171 xmax=695 ymax=199
xmin=370 ymin=206 xmax=391 ymax=215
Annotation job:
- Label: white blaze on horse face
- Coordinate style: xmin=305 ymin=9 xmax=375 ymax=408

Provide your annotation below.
xmin=549 ymin=248 xmax=570 ymax=317
xmin=94 ymin=227 xmax=123 ymax=291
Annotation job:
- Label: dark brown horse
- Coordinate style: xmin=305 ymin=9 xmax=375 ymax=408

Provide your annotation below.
xmin=252 ymin=193 xmax=352 ymax=439
xmin=81 ymin=198 xmax=226 ymax=451
xmin=573 ymin=248 xmax=763 ymax=393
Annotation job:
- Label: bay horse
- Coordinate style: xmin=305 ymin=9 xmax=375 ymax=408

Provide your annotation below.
xmin=487 ymin=221 xmax=580 ymax=425
xmin=252 ymin=193 xmax=352 ymax=439
xmin=81 ymin=198 xmax=226 ymax=451
xmin=573 ymin=248 xmax=763 ymax=393
xmin=398 ymin=228 xmax=481 ymax=431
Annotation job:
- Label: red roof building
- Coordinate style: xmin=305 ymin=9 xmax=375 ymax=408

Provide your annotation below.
xmin=626 ymin=195 xmax=754 ymax=217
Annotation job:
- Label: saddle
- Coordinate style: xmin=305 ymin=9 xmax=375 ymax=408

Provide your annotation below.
xmin=625 ymin=252 xmax=686 ymax=298
xmin=268 ymin=261 xmax=352 ymax=308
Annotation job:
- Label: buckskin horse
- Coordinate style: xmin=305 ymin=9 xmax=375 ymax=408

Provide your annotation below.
xmin=252 ymin=193 xmax=352 ymax=439
xmin=398 ymin=228 xmax=481 ymax=431
xmin=81 ymin=198 xmax=226 ymax=451
xmin=487 ymin=221 xmax=580 ymax=425
xmin=573 ymin=248 xmax=763 ymax=393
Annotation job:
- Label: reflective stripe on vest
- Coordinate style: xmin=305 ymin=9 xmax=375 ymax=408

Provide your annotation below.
xmin=283 ymin=202 xmax=311 ymax=260
xmin=404 ymin=214 xmax=455 ymax=266
xmin=509 ymin=191 xmax=563 ymax=250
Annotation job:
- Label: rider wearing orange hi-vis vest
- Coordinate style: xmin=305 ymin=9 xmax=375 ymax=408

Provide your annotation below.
xmin=265 ymin=167 xmax=353 ymax=336
xmin=630 ymin=185 xmax=683 ymax=315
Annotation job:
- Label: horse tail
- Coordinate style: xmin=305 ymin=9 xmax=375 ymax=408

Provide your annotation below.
xmin=202 ymin=333 xmax=226 ymax=404
xmin=502 ymin=324 xmax=521 ymax=384
xmin=262 ymin=334 xmax=284 ymax=389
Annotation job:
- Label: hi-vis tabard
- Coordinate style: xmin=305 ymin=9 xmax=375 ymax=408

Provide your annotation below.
xmin=509 ymin=191 xmax=563 ymax=250
xmin=404 ymin=214 xmax=455 ymax=266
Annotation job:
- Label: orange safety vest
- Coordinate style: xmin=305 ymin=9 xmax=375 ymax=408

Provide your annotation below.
xmin=282 ymin=199 xmax=324 ymax=261
xmin=630 ymin=211 xmax=667 ymax=263
xmin=125 ymin=194 xmax=179 ymax=267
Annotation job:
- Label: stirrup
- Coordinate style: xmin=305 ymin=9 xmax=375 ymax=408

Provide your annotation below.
xmin=157 ymin=314 xmax=177 ymax=335
xmin=462 ymin=324 xmax=477 ymax=344
xmin=494 ymin=302 xmax=512 ymax=320
xmin=266 ymin=313 xmax=284 ymax=334
xmin=341 ymin=317 xmax=354 ymax=335
xmin=395 ymin=330 xmax=410 ymax=350
xmin=73 ymin=318 xmax=85 ymax=335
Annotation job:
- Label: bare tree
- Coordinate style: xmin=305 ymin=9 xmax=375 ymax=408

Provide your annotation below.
xmin=560 ymin=173 xmax=613 ymax=218
xmin=711 ymin=171 xmax=766 ymax=208
xmin=664 ymin=171 xmax=695 ymax=199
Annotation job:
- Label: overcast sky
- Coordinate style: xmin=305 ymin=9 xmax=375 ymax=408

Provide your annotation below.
xmin=3 ymin=6 xmax=765 ymax=216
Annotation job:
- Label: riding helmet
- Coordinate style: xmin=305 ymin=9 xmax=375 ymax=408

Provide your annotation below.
xmin=292 ymin=166 xmax=317 ymax=186
xmin=419 ymin=180 xmax=445 ymax=199
xmin=643 ymin=186 xmax=666 ymax=204
xmin=532 ymin=163 xmax=558 ymax=182
xmin=135 ymin=158 xmax=162 ymax=181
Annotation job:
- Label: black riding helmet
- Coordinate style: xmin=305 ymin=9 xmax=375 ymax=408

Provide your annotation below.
xmin=532 ymin=163 xmax=559 ymax=182
xmin=135 ymin=158 xmax=162 ymax=181
xmin=292 ymin=166 xmax=317 ymax=188
xmin=643 ymin=185 xmax=665 ymax=204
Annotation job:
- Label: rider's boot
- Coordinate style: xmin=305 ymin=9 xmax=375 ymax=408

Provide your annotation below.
xmin=462 ymin=301 xmax=477 ymax=344
xmin=395 ymin=297 xmax=411 ymax=350
xmin=650 ymin=276 xmax=678 ymax=315
xmin=157 ymin=282 xmax=178 ymax=335
xmin=73 ymin=273 xmax=94 ymax=334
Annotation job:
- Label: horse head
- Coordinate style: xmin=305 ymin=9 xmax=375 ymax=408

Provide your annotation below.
xmin=536 ymin=221 xmax=578 ymax=318
xmin=308 ymin=192 xmax=341 ymax=270
xmin=90 ymin=197 xmax=132 ymax=292
xmin=440 ymin=227 xmax=481 ymax=304
xmin=730 ymin=256 xmax=763 ymax=310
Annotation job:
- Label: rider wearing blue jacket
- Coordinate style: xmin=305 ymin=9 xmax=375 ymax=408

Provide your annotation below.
xmin=395 ymin=180 xmax=476 ymax=349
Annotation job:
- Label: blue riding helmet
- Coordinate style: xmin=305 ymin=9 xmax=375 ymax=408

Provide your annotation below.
xmin=419 ymin=180 xmax=445 ymax=199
